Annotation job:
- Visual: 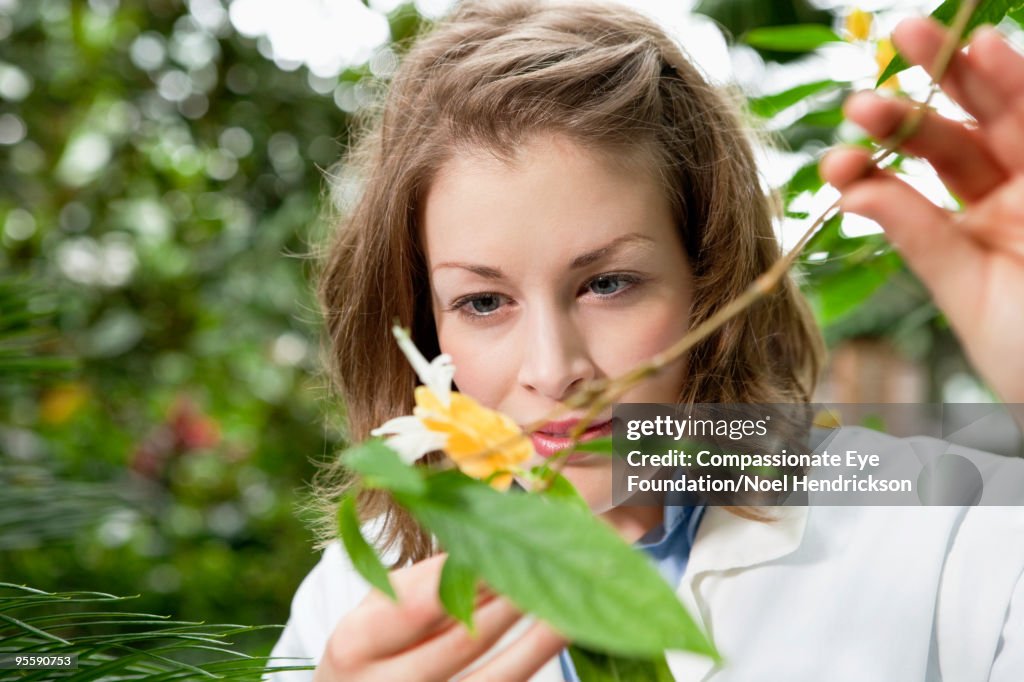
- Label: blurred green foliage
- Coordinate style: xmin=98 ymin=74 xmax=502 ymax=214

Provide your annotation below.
xmin=0 ymin=0 xmax=429 ymax=655
xmin=0 ymin=581 xmax=311 ymax=679
xmin=696 ymin=0 xmax=832 ymax=62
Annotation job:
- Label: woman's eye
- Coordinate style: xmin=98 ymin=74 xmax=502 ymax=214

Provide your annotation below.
xmin=457 ymin=293 xmax=507 ymax=316
xmin=586 ymin=274 xmax=634 ymax=296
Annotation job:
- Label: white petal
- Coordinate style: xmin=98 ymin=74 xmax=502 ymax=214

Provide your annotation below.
xmin=370 ymin=415 xmax=423 ymax=436
xmin=383 ymin=431 xmax=449 ymax=464
xmin=392 ymin=326 xmax=453 ymax=406
xmin=427 ymin=353 xmax=455 ymax=405
xmin=371 ymin=414 xmax=449 ymax=464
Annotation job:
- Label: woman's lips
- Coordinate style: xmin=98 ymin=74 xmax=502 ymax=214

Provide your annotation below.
xmin=529 ymin=418 xmax=613 ymax=461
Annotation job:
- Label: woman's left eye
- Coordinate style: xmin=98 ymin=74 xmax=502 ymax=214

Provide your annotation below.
xmin=585 ymin=273 xmax=637 ymax=297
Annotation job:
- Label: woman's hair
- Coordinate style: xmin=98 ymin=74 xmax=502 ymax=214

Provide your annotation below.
xmin=308 ymin=0 xmax=825 ymax=566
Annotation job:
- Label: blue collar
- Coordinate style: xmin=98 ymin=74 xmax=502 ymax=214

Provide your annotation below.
xmin=634 ymin=501 xmax=705 ymax=587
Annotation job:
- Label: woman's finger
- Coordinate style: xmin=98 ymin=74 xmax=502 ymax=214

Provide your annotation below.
xmin=956 ymin=176 xmax=1024 ymax=261
xmin=965 ymin=26 xmax=1024 ymax=105
xmin=381 ymin=596 xmax=526 ymax=681
xmin=967 ymin=27 xmax=1024 ymax=175
xmin=825 ymin=154 xmax=987 ymax=330
xmin=460 ymin=619 xmax=568 ymax=682
xmin=889 ymin=20 xmax=1024 ymax=175
xmin=819 ymin=145 xmax=874 ymax=188
xmin=839 ymin=90 xmax=1008 ymax=202
xmin=337 ymin=553 xmax=456 ymax=660
xmin=891 ymin=17 xmax=1005 ymax=123
xmin=985 ymin=92 xmax=1024 ymax=176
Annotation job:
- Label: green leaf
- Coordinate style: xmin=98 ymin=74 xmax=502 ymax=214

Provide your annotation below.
xmin=573 ymin=436 xmax=614 ymax=455
xmin=695 ymin=0 xmax=833 ymax=63
xmin=337 ymin=493 xmax=397 ymax=600
xmin=748 ymin=79 xmax=840 ymax=118
xmin=800 ymin=213 xmax=843 ymax=257
xmin=811 ymin=251 xmax=903 ymax=325
xmin=439 ymin=555 xmax=478 ymax=633
xmin=743 ymin=24 xmax=841 ymax=52
xmin=568 ymin=644 xmax=677 ymax=681
xmin=388 ymin=1 xmax=427 ymax=45
xmin=877 ymin=0 xmax=1024 ymax=86
xmin=793 ymin=106 xmax=844 ymax=128
xmin=343 ymin=439 xmax=427 ymax=496
xmin=875 ymin=53 xmax=908 ymax=87
xmin=531 ymin=466 xmax=591 ymax=513
xmin=399 ymin=470 xmax=717 ymax=660
xmin=783 ymin=160 xmax=824 ymax=198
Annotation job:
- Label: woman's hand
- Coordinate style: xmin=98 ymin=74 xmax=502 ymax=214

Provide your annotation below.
xmin=313 ymin=553 xmax=567 ymax=682
xmin=821 ymin=17 xmax=1024 ymax=404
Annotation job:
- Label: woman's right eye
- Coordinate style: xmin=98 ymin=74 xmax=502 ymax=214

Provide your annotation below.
xmin=453 ymin=293 xmax=508 ymax=318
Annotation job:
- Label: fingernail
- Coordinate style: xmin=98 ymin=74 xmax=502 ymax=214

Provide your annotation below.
xmin=840 ymin=91 xmax=873 ymax=125
xmin=971 ymin=24 xmax=1000 ymax=45
xmin=845 ymin=89 xmax=875 ymax=105
xmin=891 ymin=16 xmax=929 ymax=51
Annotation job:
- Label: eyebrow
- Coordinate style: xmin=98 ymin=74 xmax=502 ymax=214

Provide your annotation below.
xmin=431 ymin=233 xmax=656 ymax=278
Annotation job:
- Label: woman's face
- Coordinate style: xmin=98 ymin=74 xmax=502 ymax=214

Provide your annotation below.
xmin=421 ymin=134 xmax=693 ymax=525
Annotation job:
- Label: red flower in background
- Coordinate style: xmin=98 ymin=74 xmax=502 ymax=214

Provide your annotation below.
xmin=169 ymin=397 xmax=220 ymax=450
xmin=130 ymin=396 xmax=221 ymax=479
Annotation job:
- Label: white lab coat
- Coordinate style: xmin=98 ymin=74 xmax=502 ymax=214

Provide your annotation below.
xmin=265 ymin=426 xmax=1024 ymax=681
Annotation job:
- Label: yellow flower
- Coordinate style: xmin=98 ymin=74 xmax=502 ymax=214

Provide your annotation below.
xmin=415 ymin=386 xmax=533 ymax=490
xmin=845 ymin=8 xmax=872 ymax=42
xmin=876 ymin=38 xmax=900 ymax=91
xmin=40 ymin=382 xmax=89 ymax=424
xmin=372 ymin=326 xmax=535 ymax=490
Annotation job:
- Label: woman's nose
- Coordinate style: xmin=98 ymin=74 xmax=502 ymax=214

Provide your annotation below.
xmin=516 ymin=308 xmax=596 ymax=401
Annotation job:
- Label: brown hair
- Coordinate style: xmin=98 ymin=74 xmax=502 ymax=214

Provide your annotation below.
xmin=309 ymin=0 xmax=825 ymax=566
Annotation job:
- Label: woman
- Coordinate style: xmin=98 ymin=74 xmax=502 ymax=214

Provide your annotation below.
xmin=268 ymin=1 xmax=1024 ymax=679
